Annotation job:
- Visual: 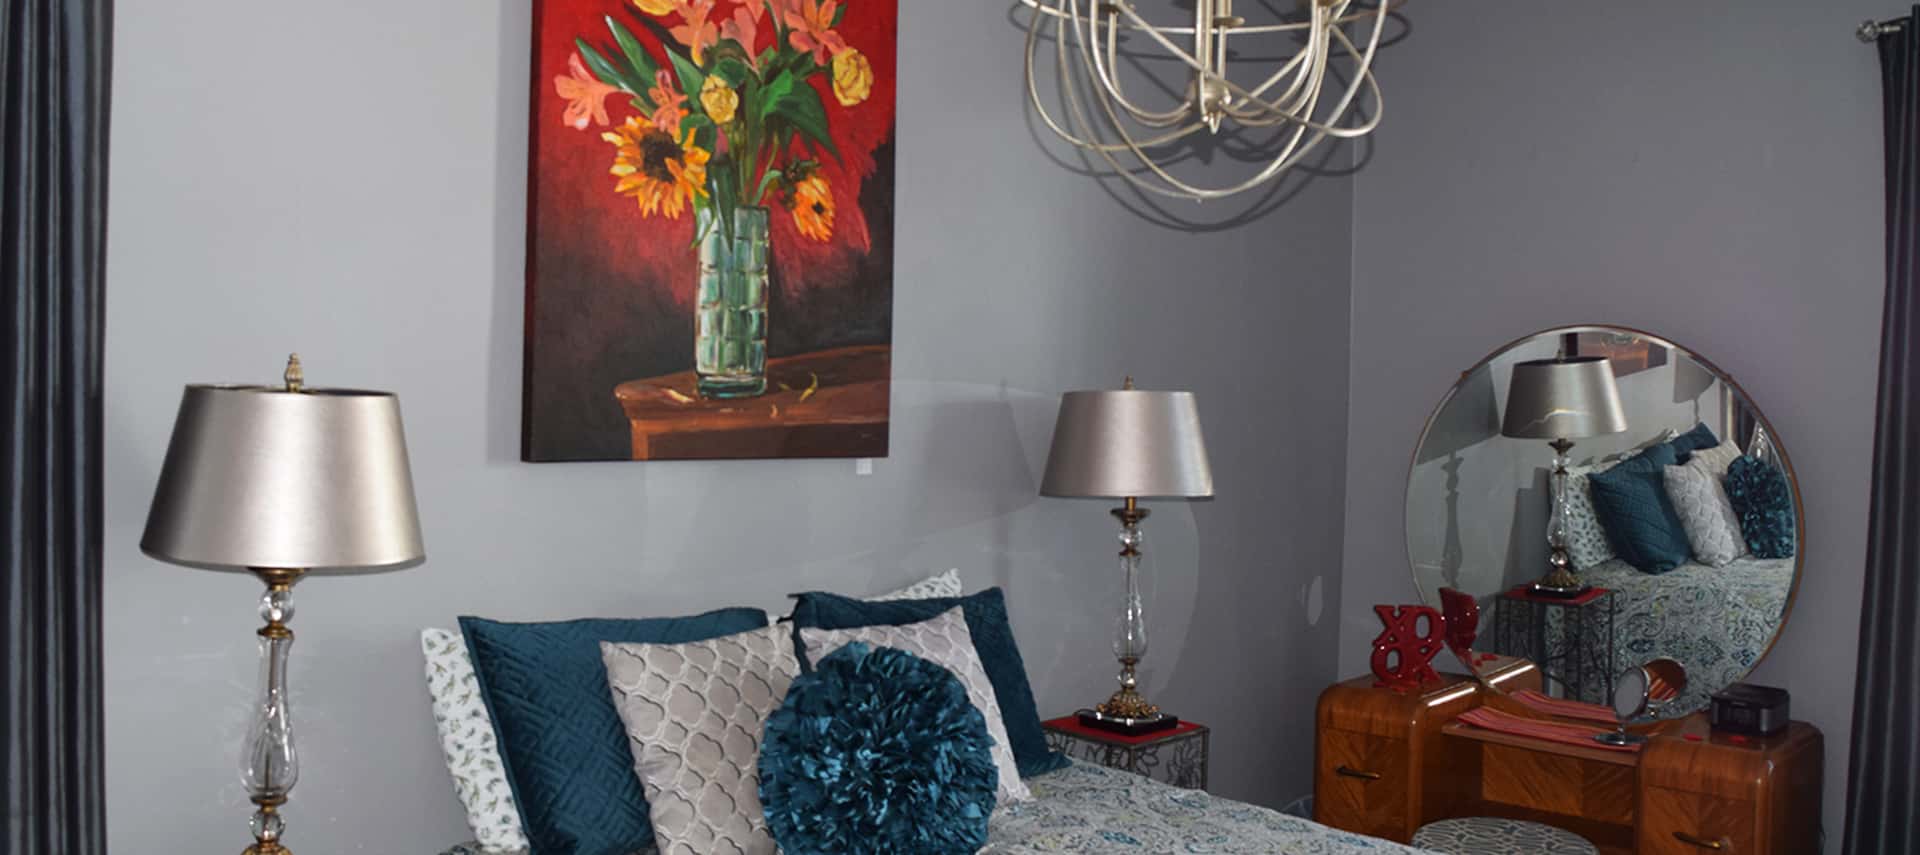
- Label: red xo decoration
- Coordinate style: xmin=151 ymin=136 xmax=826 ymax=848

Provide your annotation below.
xmin=1370 ymin=604 xmax=1447 ymax=690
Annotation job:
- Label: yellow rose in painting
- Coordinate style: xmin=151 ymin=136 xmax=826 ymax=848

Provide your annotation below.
xmin=700 ymin=76 xmax=739 ymax=124
xmin=633 ymin=0 xmax=678 ymax=15
xmin=831 ymin=49 xmax=873 ymax=107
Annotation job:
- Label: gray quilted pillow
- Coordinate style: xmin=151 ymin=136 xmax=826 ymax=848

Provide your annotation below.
xmin=1662 ymin=460 xmax=1747 ymax=567
xmin=601 ymin=625 xmax=799 ymax=855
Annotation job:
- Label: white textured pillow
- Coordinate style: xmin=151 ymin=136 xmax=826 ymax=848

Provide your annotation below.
xmin=419 ymin=629 xmax=526 ymax=853
xmin=871 ymin=568 xmax=962 ymax=600
xmin=1663 ymin=461 xmax=1748 ymax=567
xmin=1687 ymin=438 xmax=1743 ymax=479
xmin=601 ymin=625 xmax=798 ymax=855
xmin=798 ymin=606 xmax=1032 ymax=805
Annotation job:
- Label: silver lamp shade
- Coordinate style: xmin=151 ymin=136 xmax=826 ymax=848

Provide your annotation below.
xmin=1041 ymin=390 xmax=1214 ymax=499
xmin=1501 ymin=358 xmax=1629 ymax=441
xmin=141 ymin=384 xmax=425 ymax=573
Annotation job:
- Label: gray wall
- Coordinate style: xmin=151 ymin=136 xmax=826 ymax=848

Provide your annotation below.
xmin=104 ymin=0 xmax=1353 ymax=851
xmin=1340 ymin=2 xmax=1886 ymax=850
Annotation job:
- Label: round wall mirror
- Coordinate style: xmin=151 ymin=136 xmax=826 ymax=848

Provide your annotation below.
xmin=1405 ymin=325 xmax=1803 ymax=718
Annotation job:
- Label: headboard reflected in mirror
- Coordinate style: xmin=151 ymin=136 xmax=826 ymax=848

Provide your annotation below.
xmin=1405 ymin=325 xmax=1804 ymax=719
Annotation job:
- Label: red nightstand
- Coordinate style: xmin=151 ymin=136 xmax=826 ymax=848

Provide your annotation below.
xmin=1041 ymin=716 xmax=1210 ymax=790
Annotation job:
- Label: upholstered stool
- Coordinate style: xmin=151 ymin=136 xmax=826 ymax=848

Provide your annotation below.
xmin=1412 ymin=817 xmax=1599 ymax=855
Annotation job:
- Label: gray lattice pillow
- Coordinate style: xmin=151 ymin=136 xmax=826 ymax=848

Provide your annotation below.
xmin=1663 ymin=460 xmax=1747 ymax=567
xmin=601 ymin=624 xmax=799 ymax=855
xmin=1687 ymin=439 xmax=1743 ymax=480
xmin=798 ymin=606 xmax=1032 ymax=805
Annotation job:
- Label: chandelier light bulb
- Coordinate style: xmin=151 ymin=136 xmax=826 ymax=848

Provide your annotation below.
xmin=1020 ymin=0 xmax=1397 ymax=202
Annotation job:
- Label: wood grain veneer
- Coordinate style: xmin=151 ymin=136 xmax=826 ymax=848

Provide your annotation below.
xmin=1314 ymin=673 xmax=1822 ymax=855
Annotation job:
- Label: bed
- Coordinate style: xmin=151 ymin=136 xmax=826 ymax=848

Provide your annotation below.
xmin=432 ymin=761 xmax=1432 ymax=855
xmin=1512 ymin=554 xmax=1795 ymax=712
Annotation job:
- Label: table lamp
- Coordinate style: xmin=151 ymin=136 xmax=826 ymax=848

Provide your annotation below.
xmin=1041 ymin=378 xmax=1212 ymax=734
xmin=140 ymin=356 xmax=424 ymax=855
xmin=1501 ymin=356 xmax=1626 ymax=596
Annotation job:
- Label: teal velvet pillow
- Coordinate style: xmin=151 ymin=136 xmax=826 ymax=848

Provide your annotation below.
xmin=788 ymin=587 xmax=1070 ymax=777
xmin=459 ymin=608 xmax=769 ymax=855
xmin=1666 ymin=423 xmax=1720 ymax=463
xmin=1586 ymin=444 xmax=1692 ymax=574
xmin=759 ymin=642 xmax=997 ymax=854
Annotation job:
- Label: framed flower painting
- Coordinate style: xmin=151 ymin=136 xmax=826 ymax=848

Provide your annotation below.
xmin=522 ymin=0 xmax=896 ymax=461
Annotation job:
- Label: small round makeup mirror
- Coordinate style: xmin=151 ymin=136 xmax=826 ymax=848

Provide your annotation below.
xmin=1596 ymin=658 xmax=1688 ymax=746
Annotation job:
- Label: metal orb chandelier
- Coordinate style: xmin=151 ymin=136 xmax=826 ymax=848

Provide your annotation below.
xmin=1020 ymin=0 xmax=1395 ymax=202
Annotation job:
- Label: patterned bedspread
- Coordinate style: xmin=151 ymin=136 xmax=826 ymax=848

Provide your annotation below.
xmin=433 ymin=761 xmax=1431 ymax=854
xmin=1578 ymin=554 xmax=1795 ymax=714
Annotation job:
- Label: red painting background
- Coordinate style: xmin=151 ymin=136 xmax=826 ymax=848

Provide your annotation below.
xmin=523 ymin=0 xmax=898 ymax=461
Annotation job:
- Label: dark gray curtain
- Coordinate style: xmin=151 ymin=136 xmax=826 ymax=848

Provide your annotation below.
xmin=1847 ymin=8 xmax=1920 ymax=855
xmin=1 ymin=0 xmax=112 ymax=853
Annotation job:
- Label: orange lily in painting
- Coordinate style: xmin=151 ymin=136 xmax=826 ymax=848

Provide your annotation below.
xmin=720 ymin=2 xmax=764 ymax=65
xmin=670 ymin=0 xmax=720 ymax=65
xmin=554 ymin=52 xmax=619 ymax=130
xmin=784 ymin=0 xmax=846 ymax=65
xmin=646 ymin=70 xmax=689 ymax=133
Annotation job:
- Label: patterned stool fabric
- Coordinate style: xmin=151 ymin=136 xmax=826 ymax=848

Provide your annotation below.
xmin=1412 ymin=817 xmax=1599 ymax=855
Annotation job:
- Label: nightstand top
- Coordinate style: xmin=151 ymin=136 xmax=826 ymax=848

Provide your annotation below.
xmin=1042 ymin=716 xmax=1208 ymax=747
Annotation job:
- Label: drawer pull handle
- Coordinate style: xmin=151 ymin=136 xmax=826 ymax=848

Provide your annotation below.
xmin=1674 ymin=832 xmax=1729 ymax=850
xmin=1334 ymin=765 xmax=1382 ymax=781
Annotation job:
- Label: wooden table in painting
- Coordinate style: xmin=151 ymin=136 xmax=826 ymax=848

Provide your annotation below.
xmin=613 ymin=345 xmax=889 ymax=460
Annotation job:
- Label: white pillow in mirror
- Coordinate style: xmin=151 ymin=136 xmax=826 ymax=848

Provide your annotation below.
xmin=1687 ymin=439 xmax=1743 ymax=479
xmin=798 ymin=606 xmax=1032 ymax=805
xmin=1562 ymin=466 xmax=1616 ymax=571
xmin=1663 ymin=461 xmax=1748 ymax=567
xmin=601 ymin=624 xmax=799 ymax=855
xmin=418 ymin=568 xmax=962 ymax=849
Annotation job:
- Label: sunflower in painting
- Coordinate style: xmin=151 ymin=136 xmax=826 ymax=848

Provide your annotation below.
xmin=785 ymin=172 xmax=834 ymax=242
xmin=559 ymin=0 xmax=882 ymax=236
xmin=604 ymin=118 xmax=711 ymax=220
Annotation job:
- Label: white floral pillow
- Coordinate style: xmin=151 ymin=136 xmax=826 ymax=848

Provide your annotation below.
xmin=420 ymin=629 xmax=526 ymax=853
xmin=420 ymin=569 xmax=963 ymax=848
xmin=1562 ymin=465 xmax=1615 ymax=571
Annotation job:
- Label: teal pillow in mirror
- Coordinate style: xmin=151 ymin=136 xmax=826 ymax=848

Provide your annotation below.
xmin=1725 ymin=455 xmax=1797 ymax=559
xmin=1586 ymin=444 xmax=1693 ymax=574
xmin=788 ymin=587 xmax=1070 ymax=777
xmin=1666 ymin=423 xmax=1720 ymax=463
xmin=459 ymin=608 xmax=770 ymax=855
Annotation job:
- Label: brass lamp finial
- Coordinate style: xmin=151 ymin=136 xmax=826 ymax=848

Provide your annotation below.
xmin=1123 ymin=376 xmax=1135 ymax=390
xmin=284 ymin=354 xmax=304 ymax=393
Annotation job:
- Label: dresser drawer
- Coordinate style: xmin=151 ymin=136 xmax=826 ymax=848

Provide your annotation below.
xmin=1639 ymin=785 xmax=1758 ymax=854
xmin=1314 ymin=729 xmax=1410 ymax=841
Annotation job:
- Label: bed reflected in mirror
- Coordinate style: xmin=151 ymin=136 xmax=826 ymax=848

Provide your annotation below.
xmin=1405 ymin=326 xmax=1803 ymax=718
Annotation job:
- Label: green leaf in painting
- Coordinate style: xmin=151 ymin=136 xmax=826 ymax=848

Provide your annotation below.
xmin=606 ymin=17 xmax=660 ymax=85
xmin=772 ymin=81 xmax=841 ymax=163
xmin=710 ymin=56 xmax=752 ymax=89
xmin=753 ymin=71 xmax=796 ymax=123
xmin=666 ymin=48 xmax=707 ymax=103
xmin=577 ymin=38 xmax=649 ymax=102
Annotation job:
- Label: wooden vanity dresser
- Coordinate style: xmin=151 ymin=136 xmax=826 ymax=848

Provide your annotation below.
xmin=1314 ymin=671 xmax=1822 ymax=854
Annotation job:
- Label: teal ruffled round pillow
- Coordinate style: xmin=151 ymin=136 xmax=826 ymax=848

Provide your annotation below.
xmin=1725 ymin=455 xmax=1796 ymax=559
xmin=758 ymin=641 xmax=997 ymax=854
